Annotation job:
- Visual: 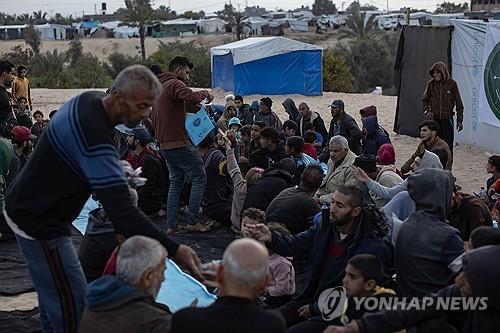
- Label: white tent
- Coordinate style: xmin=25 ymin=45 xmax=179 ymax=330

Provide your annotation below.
xmin=35 ymin=23 xmax=70 ymax=40
xmin=197 ymin=18 xmax=226 ymax=34
xmin=113 ymin=26 xmax=139 ymax=38
xmin=452 ymin=20 xmax=500 ymax=153
xmin=289 ymin=19 xmax=309 ymax=32
xmin=242 ymin=18 xmax=269 ymax=36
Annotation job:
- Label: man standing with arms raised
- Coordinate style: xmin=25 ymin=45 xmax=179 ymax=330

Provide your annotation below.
xmin=153 ymin=56 xmax=214 ymax=234
xmin=4 ymin=65 xmax=203 ymax=333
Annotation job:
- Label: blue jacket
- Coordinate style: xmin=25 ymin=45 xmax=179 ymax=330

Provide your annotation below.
xmin=269 ymin=206 xmax=393 ymax=319
xmin=361 ymin=115 xmax=391 ymax=156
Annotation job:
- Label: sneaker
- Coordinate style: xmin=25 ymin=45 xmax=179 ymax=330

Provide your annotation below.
xmin=186 ymin=222 xmax=211 ymax=233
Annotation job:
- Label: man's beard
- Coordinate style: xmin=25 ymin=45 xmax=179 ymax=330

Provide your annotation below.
xmin=128 ymin=142 xmax=137 ymax=151
xmin=331 ymin=210 xmax=353 ymax=226
xmin=146 ymin=281 xmax=161 ymax=299
xmin=4 ymin=79 xmax=12 ymax=88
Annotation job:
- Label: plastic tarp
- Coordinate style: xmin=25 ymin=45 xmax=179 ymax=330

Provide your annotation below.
xmin=394 ymin=26 xmax=453 ymax=137
xmin=289 ymin=19 xmax=309 ymax=32
xmin=197 ymin=18 xmax=226 ymax=33
xmin=211 ymin=37 xmax=322 ymax=96
xmin=210 ymin=36 xmax=322 ymax=65
xmin=71 ymin=197 xmax=217 ymax=312
xmin=451 ymin=20 xmax=500 ymax=152
xmin=113 ymin=26 xmax=139 ymax=38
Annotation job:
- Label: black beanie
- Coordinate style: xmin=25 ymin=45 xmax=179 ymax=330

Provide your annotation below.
xmin=353 ymin=154 xmax=378 ymax=173
xmin=260 ymin=97 xmax=273 ymax=109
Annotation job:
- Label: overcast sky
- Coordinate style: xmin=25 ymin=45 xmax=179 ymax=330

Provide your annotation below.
xmin=2 ymin=0 xmax=448 ymax=17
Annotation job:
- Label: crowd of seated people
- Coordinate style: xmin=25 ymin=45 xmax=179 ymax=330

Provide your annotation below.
xmin=1 ymin=58 xmax=499 ymax=333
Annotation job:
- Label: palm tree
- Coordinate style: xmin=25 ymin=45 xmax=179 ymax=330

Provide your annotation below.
xmin=17 ymin=13 xmax=33 ymax=24
xmin=155 ymin=5 xmax=176 ymax=20
xmin=338 ymin=10 xmax=378 ymax=40
xmin=124 ymin=0 xmax=154 ymax=60
xmin=231 ymin=12 xmax=246 ymax=41
xmin=33 ymin=10 xmax=48 ymax=24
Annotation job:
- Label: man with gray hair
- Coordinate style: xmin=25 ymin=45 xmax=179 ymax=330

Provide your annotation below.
xmin=4 ymin=65 xmax=203 ymax=332
xmin=171 ymin=238 xmax=287 ymax=333
xmin=79 ymin=236 xmax=170 ymax=332
xmin=315 ymin=135 xmax=357 ymax=204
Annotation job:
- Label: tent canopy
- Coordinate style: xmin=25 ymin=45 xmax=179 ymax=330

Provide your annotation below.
xmin=211 ymin=37 xmax=322 ymax=96
xmin=211 ymin=36 xmax=322 ymax=65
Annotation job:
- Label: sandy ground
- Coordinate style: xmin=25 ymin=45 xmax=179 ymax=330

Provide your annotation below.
xmin=30 ymin=88 xmax=492 ymax=194
xmin=0 ymin=29 xmax=340 ymax=61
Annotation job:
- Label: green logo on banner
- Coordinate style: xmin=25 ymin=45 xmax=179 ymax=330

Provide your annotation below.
xmin=484 ymin=42 xmax=500 ymax=121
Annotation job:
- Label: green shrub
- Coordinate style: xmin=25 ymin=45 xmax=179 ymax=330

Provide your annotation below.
xmin=148 ymin=40 xmax=211 ymax=87
xmin=105 ymin=52 xmax=144 ymax=79
xmin=323 ymin=49 xmax=354 ymax=92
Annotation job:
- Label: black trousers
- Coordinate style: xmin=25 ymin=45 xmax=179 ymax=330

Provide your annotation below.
xmin=436 ymin=118 xmax=454 ymax=152
xmin=278 ymin=299 xmax=331 ymax=332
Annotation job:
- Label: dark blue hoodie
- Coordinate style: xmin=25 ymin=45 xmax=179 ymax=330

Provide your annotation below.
xmin=361 ymin=115 xmax=391 ymax=156
xmin=86 ymin=275 xmax=148 ymax=310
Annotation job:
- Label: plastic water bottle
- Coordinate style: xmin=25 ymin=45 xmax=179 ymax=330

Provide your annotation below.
xmin=479 ymin=187 xmax=486 ymax=199
xmin=321 ymin=202 xmax=330 ymax=225
xmin=493 ymin=219 xmax=498 ymax=229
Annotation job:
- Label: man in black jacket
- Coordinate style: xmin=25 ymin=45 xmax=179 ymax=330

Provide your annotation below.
xmin=0 ymin=60 xmax=16 ymax=138
xmin=244 ymin=185 xmax=392 ymax=333
xmin=297 ymin=102 xmax=328 ymax=143
xmin=249 ymin=127 xmax=288 ymax=170
xmin=171 ymin=238 xmax=287 ymax=333
xmin=328 ymin=100 xmax=362 ymax=155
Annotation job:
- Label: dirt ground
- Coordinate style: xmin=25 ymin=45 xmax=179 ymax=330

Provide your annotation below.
xmin=30 ymin=88 xmax=492 ymax=194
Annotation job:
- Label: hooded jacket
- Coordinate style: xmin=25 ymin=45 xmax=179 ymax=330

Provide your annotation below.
xmin=395 ymin=169 xmax=464 ymax=297
xmin=356 ymin=245 xmax=500 ymax=333
xmin=282 ymin=98 xmax=299 ymax=122
xmin=449 ymin=192 xmax=493 ymax=240
xmin=361 ymin=115 xmax=391 ymax=156
xmin=269 ymin=206 xmax=392 ymax=321
xmin=401 ymin=136 xmax=452 ymax=174
xmin=242 ymin=167 xmax=294 ymax=212
xmin=217 ymin=101 xmax=237 ymax=131
xmin=422 ymin=62 xmax=464 ymax=123
xmin=0 ymin=138 xmax=13 ymax=210
xmin=152 ymin=72 xmax=210 ymax=150
xmin=377 ymin=143 xmax=396 ymax=165
xmin=79 ymin=275 xmax=171 ymax=333
xmin=254 ymin=110 xmax=283 ymax=132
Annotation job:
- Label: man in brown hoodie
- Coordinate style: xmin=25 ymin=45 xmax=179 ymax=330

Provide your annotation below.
xmin=152 ymin=56 xmax=213 ymax=234
xmin=422 ymin=61 xmax=464 ymax=152
xmin=401 ymin=120 xmax=452 ymax=174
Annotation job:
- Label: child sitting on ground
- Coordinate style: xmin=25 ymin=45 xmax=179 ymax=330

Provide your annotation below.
xmin=303 ymin=130 xmax=319 ymax=160
xmin=340 ymin=254 xmax=397 ymax=325
xmin=241 ymin=208 xmax=295 ymax=308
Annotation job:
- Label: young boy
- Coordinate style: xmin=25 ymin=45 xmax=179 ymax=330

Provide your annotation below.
xmin=14 ymin=96 xmax=33 ymax=128
xmin=11 ymin=65 xmax=32 ymax=110
xmin=340 ymin=254 xmax=396 ymax=325
xmin=241 ymin=207 xmax=295 ymax=308
xmin=303 ymin=130 xmax=318 ymax=160
xmin=30 ymin=110 xmax=47 ymax=141
xmin=249 ymin=121 xmax=266 ymax=155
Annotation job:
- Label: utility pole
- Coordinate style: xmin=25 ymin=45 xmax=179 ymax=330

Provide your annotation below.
xmin=386 ymin=0 xmax=389 ymax=13
xmin=94 ymin=4 xmax=97 ymax=15
xmin=406 ymin=7 xmax=410 ymax=25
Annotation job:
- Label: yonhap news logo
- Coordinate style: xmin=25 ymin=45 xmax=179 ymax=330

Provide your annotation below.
xmin=318 ymin=287 xmax=348 ymax=321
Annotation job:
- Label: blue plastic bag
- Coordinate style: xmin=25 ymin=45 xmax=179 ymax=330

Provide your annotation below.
xmin=185 ymin=105 xmax=215 ymax=146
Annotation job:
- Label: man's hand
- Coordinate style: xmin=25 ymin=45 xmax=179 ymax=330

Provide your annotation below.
xmin=173 ymin=244 xmax=204 ymax=280
xmin=323 ymin=321 xmax=360 ymax=333
xmin=457 ymin=122 xmax=463 ymax=132
xmin=298 ymin=305 xmax=312 ymax=319
xmin=201 ymin=260 xmax=221 ymax=288
xmin=226 ymin=130 xmax=238 ymax=147
xmin=205 ymin=92 xmax=214 ymax=103
xmin=351 ymin=166 xmax=371 ymax=184
xmin=242 ymin=223 xmax=272 ymax=243
xmin=425 ymin=111 xmax=434 ymax=120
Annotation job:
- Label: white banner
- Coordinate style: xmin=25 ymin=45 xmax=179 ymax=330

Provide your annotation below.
xmin=479 ymin=23 xmax=500 ymax=128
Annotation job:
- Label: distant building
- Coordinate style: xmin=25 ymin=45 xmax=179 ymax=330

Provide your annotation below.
xmin=471 ymin=0 xmax=500 ymax=12
xmin=244 ymin=6 xmax=267 ymax=18
xmin=151 ymin=19 xmax=198 ymax=37
xmin=82 ymin=13 xmax=123 ymax=23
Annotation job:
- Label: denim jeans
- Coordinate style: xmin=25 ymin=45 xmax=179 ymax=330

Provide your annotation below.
xmin=15 ymin=234 xmax=87 ymax=333
xmin=162 ymin=143 xmax=206 ymax=227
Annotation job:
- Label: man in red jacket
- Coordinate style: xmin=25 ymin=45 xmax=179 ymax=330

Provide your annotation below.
xmin=152 ymin=56 xmax=213 ymax=234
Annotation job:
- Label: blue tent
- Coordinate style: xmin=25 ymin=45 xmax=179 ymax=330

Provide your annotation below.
xmin=211 ymin=37 xmax=323 ymax=96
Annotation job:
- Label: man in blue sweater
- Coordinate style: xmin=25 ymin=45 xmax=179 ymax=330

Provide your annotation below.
xmin=4 ymin=65 xmax=202 ymax=332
